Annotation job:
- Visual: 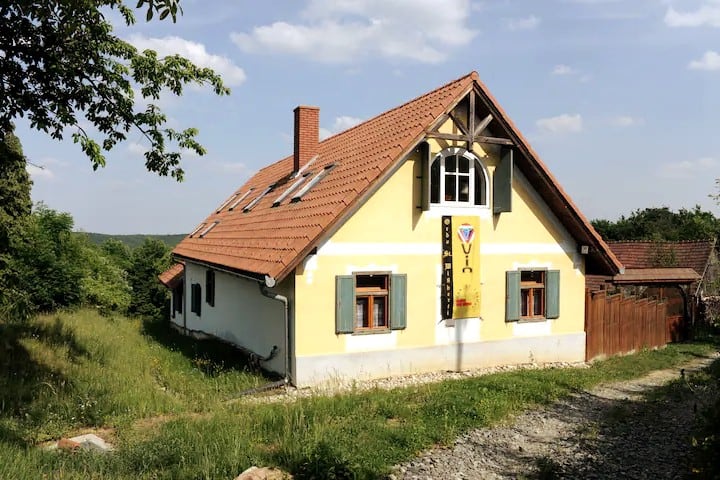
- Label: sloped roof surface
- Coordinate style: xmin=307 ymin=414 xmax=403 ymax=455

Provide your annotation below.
xmin=614 ymin=268 xmax=701 ymax=284
xmin=173 ymin=73 xmax=474 ymax=279
xmin=173 ymin=72 xmax=622 ymax=281
xmin=608 ymin=240 xmax=715 ymax=276
xmin=158 ymin=262 xmax=184 ymax=288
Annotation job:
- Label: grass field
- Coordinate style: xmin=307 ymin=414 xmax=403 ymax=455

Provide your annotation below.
xmin=0 ymin=309 xmax=717 ymax=479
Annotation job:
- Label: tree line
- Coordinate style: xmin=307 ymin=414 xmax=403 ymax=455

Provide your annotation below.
xmin=0 ymin=130 xmax=171 ymax=322
xmin=592 ymin=206 xmax=720 ymax=242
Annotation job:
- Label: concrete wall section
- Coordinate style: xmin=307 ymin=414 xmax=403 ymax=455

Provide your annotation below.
xmin=294 ymin=333 xmax=585 ymax=387
xmin=183 ymin=261 xmax=288 ymax=376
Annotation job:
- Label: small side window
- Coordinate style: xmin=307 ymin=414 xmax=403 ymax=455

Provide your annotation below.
xmin=205 ymin=270 xmax=215 ymax=307
xmin=173 ymin=283 xmax=183 ymax=317
xmin=191 ymin=283 xmax=202 ymax=317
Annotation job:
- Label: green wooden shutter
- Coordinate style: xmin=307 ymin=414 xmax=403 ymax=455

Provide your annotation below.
xmin=545 ymin=270 xmax=560 ymax=319
xmin=335 ymin=275 xmax=354 ymax=334
xmin=390 ymin=274 xmax=407 ymax=330
xmin=493 ymin=147 xmax=513 ymax=214
xmin=420 ymin=141 xmax=431 ymax=211
xmin=506 ymin=271 xmax=520 ymax=321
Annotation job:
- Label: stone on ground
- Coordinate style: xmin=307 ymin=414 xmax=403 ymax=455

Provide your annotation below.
xmin=235 ymin=466 xmax=292 ymax=480
xmin=46 ymin=433 xmax=113 ymax=453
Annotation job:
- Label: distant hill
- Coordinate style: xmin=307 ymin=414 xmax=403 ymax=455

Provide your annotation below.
xmin=79 ymin=232 xmax=187 ymax=249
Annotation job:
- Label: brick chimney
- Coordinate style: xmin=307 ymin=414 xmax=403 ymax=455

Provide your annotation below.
xmin=294 ymin=106 xmax=319 ymax=173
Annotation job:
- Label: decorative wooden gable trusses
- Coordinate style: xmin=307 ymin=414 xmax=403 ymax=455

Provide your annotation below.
xmin=420 ymin=88 xmax=514 ymax=214
xmin=425 ymin=89 xmax=515 ymax=150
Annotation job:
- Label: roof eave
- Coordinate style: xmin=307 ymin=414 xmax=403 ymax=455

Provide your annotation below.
xmin=471 ymin=82 xmax=623 ymax=276
xmin=173 ymin=253 xmax=269 ymax=284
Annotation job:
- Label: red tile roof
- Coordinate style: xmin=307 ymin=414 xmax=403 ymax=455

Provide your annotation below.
xmin=158 ymin=262 xmax=184 ymax=288
xmin=173 ymin=72 xmax=622 ymax=281
xmin=608 ymin=240 xmax=715 ymax=277
xmin=614 ymin=268 xmax=701 ymax=284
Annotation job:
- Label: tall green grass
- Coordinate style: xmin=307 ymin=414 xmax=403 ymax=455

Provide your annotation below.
xmin=0 ymin=309 xmax=266 ymax=444
xmin=0 ymin=310 xmax=717 ymax=479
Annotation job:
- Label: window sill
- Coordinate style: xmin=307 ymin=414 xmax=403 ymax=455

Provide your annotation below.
xmin=352 ymin=328 xmax=391 ymax=336
xmin=517 ymin=317 xmax=549 ymax=323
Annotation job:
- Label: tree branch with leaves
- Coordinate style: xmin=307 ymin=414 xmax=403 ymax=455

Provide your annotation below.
xmin=0 ymin=0 xmax=228 ymax=181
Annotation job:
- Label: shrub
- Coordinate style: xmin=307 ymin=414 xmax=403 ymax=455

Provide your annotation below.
xmin=127 ymin=238 xmax=171 ymax=319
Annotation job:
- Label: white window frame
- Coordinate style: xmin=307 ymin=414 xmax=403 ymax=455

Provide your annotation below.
xmin=430 ymin=147 xmax=490 ymax=209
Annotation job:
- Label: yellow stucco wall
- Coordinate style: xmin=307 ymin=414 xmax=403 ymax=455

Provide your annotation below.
xmin=293 ymin=118 xmax=586 ymax=358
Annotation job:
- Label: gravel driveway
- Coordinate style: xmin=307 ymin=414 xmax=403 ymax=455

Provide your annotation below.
xmin=391 ymin=353 xmax=719 ymax=480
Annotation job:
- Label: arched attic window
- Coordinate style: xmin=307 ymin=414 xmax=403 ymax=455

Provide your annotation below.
xmin=430 ymin=148 xmax=488 ymax=207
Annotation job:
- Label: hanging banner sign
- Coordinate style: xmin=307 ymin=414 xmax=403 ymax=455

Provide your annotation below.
xmin=451 ymin=216 xmax=481 ymax=319
xmin=441 ymin=216 xmax=454 ymax=320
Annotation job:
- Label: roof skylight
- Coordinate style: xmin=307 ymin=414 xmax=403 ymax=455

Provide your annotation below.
xmin=216 ymin=193 xmax=238 ymax=213
xmin=228 ymin=189 xmax=254 ymax=211
xmin=292 ymin=154 xmax=318 ymax=179
xmin=291 ymin=164 xmax=335 ymax=203
xmin=273 ymin=172 xmax=312 ymax=207
xmin=199 ymin=221 xmax=219 ymax=238
xmin=189 ymin=223 xmax=206 ymax=237
xmin=243 ymin=185 xmax=274 ymax=212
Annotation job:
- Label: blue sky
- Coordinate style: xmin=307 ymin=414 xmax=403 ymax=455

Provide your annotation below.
xmin=17 ymin=0 xmax=720 ymax=234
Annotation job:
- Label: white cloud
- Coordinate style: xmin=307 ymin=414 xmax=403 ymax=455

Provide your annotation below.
xmin=333 ymin=116 xmax=363 ymax=132
xmin=127 ymin=142 xmax=148 ymax=155
xmin=127 ymin=34 xmax=246 ymax=86
xmin=665 ymin=3 xmax=720 ymax=28
xmin=320 ymin=115 xmax=364 ymax=140
xmin=552 ymin=64 xmax=577 ymax=75
xmin=506 ymin=15 xmax=541 ymax=31
xmin=231 ymin=0 xmax=476 ymax=63
xmin=689 ymin=50 xmax=720 ymax=70
xmin=611 ymin=115 xmax=644 ymax=127
xmin=26 ymin=164 xmax=54 ymax=180
xmin=658 ymin=157 xmax=720 ymax=178
xmin=536 ymin=114 xmax=583 ymax=134
xmin=24 ymin=156 xmax=67 ymax=180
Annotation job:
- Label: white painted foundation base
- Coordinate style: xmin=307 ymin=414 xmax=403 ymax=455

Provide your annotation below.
xmin=294 ymin=333 xmax=585 ymax=387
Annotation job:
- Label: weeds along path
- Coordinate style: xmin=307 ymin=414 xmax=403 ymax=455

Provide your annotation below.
xmin=392 ymin=352 xmax=719 ymax=480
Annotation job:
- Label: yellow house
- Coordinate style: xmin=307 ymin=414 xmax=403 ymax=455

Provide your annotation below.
xmin=160 ymin=72 xmax=623 ymax=387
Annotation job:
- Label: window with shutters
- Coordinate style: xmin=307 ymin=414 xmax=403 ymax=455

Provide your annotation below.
xmin=520 ymin=271 xmax=545 ymax=319
xmin=355 ymin=274 xmax=389 ymax=330
xmin=429 ymin=148 xmax=488 ymax=207
xmin=335 ymin=273 xmax=407 ymax=334
xmin=506 ymin=269 xmax=560 ymax=322
xmin=205 ymin=270 xmax=215 ymax=307
xmin=190 ymin=283 xmax=202 ymax=317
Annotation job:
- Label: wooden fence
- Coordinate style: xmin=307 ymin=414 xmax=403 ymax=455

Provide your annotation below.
xmin=585 ymin=290 xmax=682 ymax=361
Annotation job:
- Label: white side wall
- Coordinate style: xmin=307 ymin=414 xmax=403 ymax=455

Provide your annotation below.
xmin=183 ymin=261 xmax=288 ymax=376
